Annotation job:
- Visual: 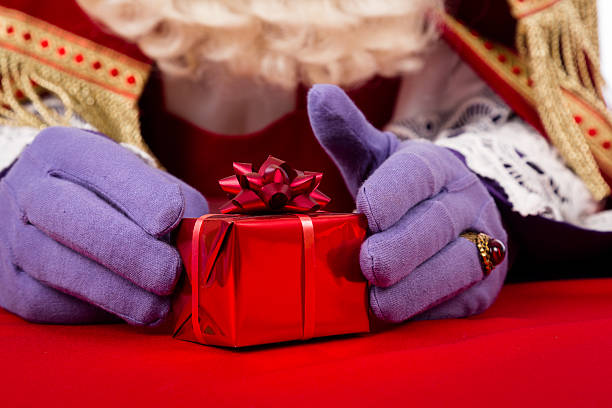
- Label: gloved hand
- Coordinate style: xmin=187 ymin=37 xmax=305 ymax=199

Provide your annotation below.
xmin=308 ymin=84 xmax=508 ymax=322
xmin=0 ymin=127 xmax=208 ymax=326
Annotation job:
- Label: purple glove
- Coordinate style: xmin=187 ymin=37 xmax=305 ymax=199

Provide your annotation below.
xmin=308 ymin=84 xmax=508 ymax=322
xmin=0 ymin=127 xmax=208 ymax=326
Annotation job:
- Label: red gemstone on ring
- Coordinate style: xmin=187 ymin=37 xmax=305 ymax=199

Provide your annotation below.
xmin=489 ymin=239 xmax=506 ymax=266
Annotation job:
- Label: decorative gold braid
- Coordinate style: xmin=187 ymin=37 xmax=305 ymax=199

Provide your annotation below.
xmin=0 ymin=57 xmax=42 ymax=128
xmin=508 ymin=0 xmax=610 ymax=200
xmin=24 ymin=71 xmax=72 ymax=126
xmin=572 ymin=0 xmax=599 ymax=54
xmin=0 ymin=6 xmax=159 ymax=167
xmin=478 ymin=235 xmax=493 ymax=274
xmin=460 ymin=232 xmax=494 ymax=276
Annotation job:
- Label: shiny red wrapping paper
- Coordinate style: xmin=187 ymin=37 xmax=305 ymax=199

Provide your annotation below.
xmin=172 ymin=212 xmax=370 ymax=347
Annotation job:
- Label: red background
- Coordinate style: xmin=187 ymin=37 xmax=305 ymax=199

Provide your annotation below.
xmin=2 ymin=279 xmax=612 ymax=407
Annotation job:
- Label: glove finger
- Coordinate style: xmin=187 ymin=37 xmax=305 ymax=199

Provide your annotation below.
xmin=12 ymin=223 xmax=170 ymax=326
xmin=159 ymin=171 xmax=209 ymax=219
xmin=307 ymin=84 xmax=399 ymax=196
xmin=412 ymin=200 xmax=509 ymax=320
xmin=23 ymin=178 xmax=182 ymax=295
xmin=413 ymin=261 xmax=508 ymax=321
xmin=356 ymin=141 xmax=467 ymax=233
xmin=369 ymin=237 xmax=484 ymax=323
xmin=0 ymin=245 xmax=113 ymax=324
xmin=26 ymin=127 xmax=185 ymax=237
xmin=360 ymin=172 xmax=488 ymax=287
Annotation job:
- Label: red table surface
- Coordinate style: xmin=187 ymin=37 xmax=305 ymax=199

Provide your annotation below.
xmin=2 ymin=279 xmax=612 ymax=407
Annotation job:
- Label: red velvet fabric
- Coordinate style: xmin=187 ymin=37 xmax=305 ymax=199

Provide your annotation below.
xmin=139 ymin=75 xmax=401 ymax=214
xmin=2 ymin=279 xmax=612 ymax=407
xmin=1 ymin=4 xmax=610 ymax=406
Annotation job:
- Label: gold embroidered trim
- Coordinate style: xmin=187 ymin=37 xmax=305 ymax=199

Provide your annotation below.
xmin=507 ymin=0 xmax=562 ymax=18
xmin=508 ymin=1 xmax=600 ymax=53
xmin=442 ymin=10 xmax=611 ymax=200
xmin=460 ymin=232 xmax=494 ymax=276
xmin=513 ymin=0 xmax=609 ymax=199
xmin=571 ymin=0 xmax=599 ymax=53
xmin=0 ymin=6 xmax=157 ymax=165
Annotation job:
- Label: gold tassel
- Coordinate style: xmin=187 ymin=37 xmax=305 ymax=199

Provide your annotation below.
xmin=0 ymin=5 xmax=157 ymax=166
xmin=0 ymin=56 xmax=72 ymax=128
xmin=572 ymin=0 xmax=599 ymax=54
xmin=512 ymin=0 xmax=610 ymax=200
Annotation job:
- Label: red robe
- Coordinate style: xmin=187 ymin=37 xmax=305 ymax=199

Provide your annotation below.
xmin=2 ymin=3 xmax=612 ymax=407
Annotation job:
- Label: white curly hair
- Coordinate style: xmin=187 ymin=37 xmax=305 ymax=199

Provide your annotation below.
xmin=77 ymin=0 xmax=442 ymax=89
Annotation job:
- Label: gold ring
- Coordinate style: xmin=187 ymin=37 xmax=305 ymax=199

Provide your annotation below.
xmin=460 ymin=232 xmax=506 ymax=276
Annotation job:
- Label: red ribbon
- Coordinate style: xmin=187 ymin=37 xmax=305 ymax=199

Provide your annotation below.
xmin=191 ymin=214 xmax=214 ymax=344
xmin=190 ymin=214 xmax=318 ymax=343
xmin=296 ymin=214 xmax=316 ymax=340
xmin=218 ymin=156 xmax=331 ymax=214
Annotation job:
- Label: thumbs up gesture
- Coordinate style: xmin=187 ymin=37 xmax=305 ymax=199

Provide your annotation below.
xmin=308 ymin=85 xmax=508 ymax=322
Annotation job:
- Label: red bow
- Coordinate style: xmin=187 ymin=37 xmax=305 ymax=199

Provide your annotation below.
xmin=218 ymin=156 xmax=331 ymax=214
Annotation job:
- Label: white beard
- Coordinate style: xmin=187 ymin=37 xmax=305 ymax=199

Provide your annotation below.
xmin=77 ymin=0 xmax=441 ymax=89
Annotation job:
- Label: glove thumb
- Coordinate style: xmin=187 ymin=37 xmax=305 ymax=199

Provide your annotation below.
xmin=307 ymin=84 xmax=399 ymax=197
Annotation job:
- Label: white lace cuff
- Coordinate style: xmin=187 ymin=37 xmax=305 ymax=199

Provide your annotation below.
xmin=0 ymin=125 xmax=39 ymax=173
xmin=0 ymin=95 xmax=155 ymax=174
xmin=1 ymin=96 xmax=96 ymax=173
xmin=437 ymin=120 xmax=612 ymax=231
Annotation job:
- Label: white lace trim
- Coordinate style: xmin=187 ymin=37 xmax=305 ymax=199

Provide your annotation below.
xmin=390 ymin=86 xmax=612 ymax=230
xmin=0 ymin=125 xmax=39 ymax=172
xmin=388 ymin=78 xmax=512 ymax=141
xmin=0 ymin=99 xmax=156 ymax=176
xmin=581 ymin=210 xmax=612 ymax=231
xmin=0 ymin=96 xmax=95 ymax=173
xmin=437 ymin=120 xmax=605 ymax=225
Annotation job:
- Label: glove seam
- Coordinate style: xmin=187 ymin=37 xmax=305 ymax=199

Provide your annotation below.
xmin=0 ymin=203 xmax=20 ymax=270
xmin=365 ymin=238 xmax=380 ymax=287
xmin=383 ymin=131 xmax=400 ymax=160
xmin=369 ymin=287 xmax=387 ymax=322
xmin=473 ymin=198 xmax=506 ymax=243
xmin=48 ymin=168 xmax=185 ymax=238
xmin=415 ymin=280 xmax=479 ymax=321
xmin=433 ymin=193 xmax=460 ymax=239
xmin=313 ymin=93 xmax=374 ymax=188
xmin=20 ymin=216 xmax=175 ymax=296
xmin=399 ymin=150 xmax=440 ymax=200
xmin=7 ymin=241 xmax=166 ymax=326
xmin=445 ymin=173 xmax=480 ymax=193
xmin=31 ymin=270 xmax=166 ymax=326
xmin=157 ymin=185 xmax=186 ymax=238
xmin=359 ymin=185 xmax=384 ymax=233
xmin=23 ymin=144 xmax=185 ymax=238
xmin=2 ymin=178 xmax=29 ymax=225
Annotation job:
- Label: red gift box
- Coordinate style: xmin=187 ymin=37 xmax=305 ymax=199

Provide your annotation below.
xmin=172 ymin=212 xmax=370 ymax=347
